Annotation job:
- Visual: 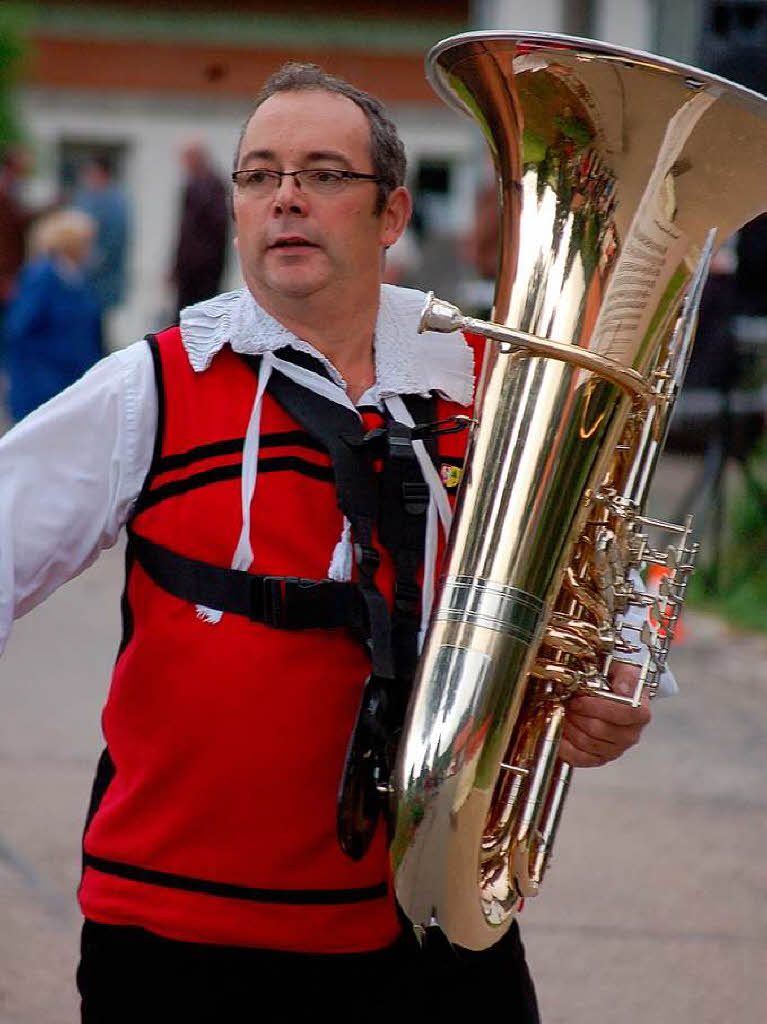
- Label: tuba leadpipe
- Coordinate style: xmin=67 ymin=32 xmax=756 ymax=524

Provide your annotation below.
xmin=390 ymin=32 xmax=767 ymax=950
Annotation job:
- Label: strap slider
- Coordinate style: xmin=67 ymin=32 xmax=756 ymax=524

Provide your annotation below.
xmin=394 ymin=579 xmax=421 ymax=616
xmin=386 ymin=421 xmax=415 ymax=460
xmin=402 ymin=480 xmax=429 ymax=515
xmin=259 ymin=576 xmax=288 ymax=628
xmin=354 ymin=543 xmax=380 ymax=575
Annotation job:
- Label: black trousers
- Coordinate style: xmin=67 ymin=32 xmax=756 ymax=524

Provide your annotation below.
xmin=78 ymin=917 xmax=540 ymax=1023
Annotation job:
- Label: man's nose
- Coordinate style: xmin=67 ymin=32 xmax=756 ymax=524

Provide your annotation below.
xmin=273 ymin=174 xmax=307 ymax=213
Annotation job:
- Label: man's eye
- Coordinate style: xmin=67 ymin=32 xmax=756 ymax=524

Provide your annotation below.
xmin=245 ymin=170 xmax=272 ymax=185
xmin=309 ymin=170 xmax=343 ymax=184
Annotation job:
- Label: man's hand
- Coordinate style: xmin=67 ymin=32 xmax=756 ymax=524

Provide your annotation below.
xmin=559 ymin=661 xmax=651 ymax=768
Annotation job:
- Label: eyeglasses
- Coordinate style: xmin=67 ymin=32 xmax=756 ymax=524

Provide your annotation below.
xmin=231 ymin=167 xmax=382 ymax=197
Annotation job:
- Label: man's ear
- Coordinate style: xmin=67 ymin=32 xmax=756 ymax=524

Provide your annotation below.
xmin=380 ymin=186 xmax=412 ymax=248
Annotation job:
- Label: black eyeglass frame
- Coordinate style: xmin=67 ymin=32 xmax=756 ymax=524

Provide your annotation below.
xmin=231 ymin=168 xmax=383 ymax=189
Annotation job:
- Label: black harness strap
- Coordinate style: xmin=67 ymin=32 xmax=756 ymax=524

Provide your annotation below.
xmin=262 ymin=356 xmax=440 ymax=861
xmin=378 ymin=394 xmax=437 ymax=686
xmin=265 ymin=361 xmax=396 ymax=681
xmin=128 ymin=527 xmax=361 ymax=630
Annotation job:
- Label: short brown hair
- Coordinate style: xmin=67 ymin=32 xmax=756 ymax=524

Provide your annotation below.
xmin=235 ymin=63 xmax=407 ymax=214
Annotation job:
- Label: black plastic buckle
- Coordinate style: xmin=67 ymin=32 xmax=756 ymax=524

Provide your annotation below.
xmin=258 ymin=576 xmax=288 ymax=627
xmin=394 ymin=578 xmax=421 ymax=617
xmin=402 ymin=480 xmax=429 ymax=516
xmin=354 ymin=544 xmax=380 ymax=576
xmin=386 ymin=422 xmax=415 ymax=460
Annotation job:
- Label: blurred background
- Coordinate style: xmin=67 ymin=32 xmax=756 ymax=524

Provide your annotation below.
xmin=0 ymin=1 xmax=765 ymax=1022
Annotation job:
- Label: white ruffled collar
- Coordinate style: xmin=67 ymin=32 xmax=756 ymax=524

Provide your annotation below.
xmin=179 ymin=284 xmax=474 ymax=406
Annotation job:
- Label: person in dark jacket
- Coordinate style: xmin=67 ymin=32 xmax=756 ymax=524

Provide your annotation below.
xmin=0 ymin=147 xmax=33 ymax=359
xmin=171 ymin=142 xmax=229 ymax=316
xmin=5 ymin=208 xmax=102 ymax=421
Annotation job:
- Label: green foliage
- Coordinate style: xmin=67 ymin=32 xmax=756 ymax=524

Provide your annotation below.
xmin=0 ymin=5 xmax=29 ymax=148
xmin=688 ymin=439 xmax=767 ymax=632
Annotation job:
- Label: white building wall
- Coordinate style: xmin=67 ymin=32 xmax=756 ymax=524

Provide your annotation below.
xmin=19 ymin=87 xmax=476 ymax=349
xmin=475 ymin=0 xmax=655 ymax=48
xmin=20 ymin=88 xmax=249 ymax=349
xmin=594 ymin=0 xmax=653 ymax=50
xmin=474 ymin=0 xmax=562 ymax=32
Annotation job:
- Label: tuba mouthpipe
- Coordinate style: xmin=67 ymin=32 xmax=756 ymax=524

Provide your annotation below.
xmin=420 ymin=293 xmax=656 ymax=403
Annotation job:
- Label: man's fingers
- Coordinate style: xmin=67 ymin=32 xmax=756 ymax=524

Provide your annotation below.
xmin=561 ymin=688 xmax=651 ymax=768
xmin=558 ymin=737 xmax=611 ymax=769
xmin=566 ymin=692 xmax=651 ymax=727
xmin=561 ymin=718 xmax=624 ymax=759
xmin=563 ymin=712 xmax=645 ymax=752
xmin=608 ymin=660 xmax=643 ymax=695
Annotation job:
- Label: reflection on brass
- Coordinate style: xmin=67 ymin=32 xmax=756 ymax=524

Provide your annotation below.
xmin=391 ymin=31 xmax=767 ymax=951
xmin=579 ymin=378 xmax=608 ymax=438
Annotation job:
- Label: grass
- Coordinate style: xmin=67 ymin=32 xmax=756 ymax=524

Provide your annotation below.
xmin=686 ymin=441 xmax=767 ymax=632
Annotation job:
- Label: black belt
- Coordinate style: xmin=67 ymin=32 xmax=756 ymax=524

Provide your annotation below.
xmin=128 ymin=528 xmax=362 ymax=631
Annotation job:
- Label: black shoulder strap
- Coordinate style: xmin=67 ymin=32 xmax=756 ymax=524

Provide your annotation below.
xmin=378 ymin=392 xmax=437 ymax=684
xmin=265 ymin=363 xmax=395 ymax=681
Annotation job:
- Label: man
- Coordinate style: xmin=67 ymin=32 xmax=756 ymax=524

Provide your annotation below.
xmin=171 ymin=141 xmax=229 ymax=316
xmin=73 ymin=155 xmax=131 ymax=350
xmin=0 ymin=65 xmax=650 ymax=1021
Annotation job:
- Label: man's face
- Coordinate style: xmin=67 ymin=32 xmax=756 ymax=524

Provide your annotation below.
xmin=233 ymin=89 xmax=409 ymax=309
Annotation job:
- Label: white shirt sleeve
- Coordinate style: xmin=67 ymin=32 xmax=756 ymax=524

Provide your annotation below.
xmin=620 ymin=569 xmax=678 ymax=697
xmin=0 ymin=341 xmax=157 ymax=654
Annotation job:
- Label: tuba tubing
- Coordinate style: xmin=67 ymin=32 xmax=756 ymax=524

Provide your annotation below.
xmin=390 ymin=31 xmax=767 ymax=950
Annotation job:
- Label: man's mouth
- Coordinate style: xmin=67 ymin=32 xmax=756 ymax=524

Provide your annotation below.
xmin=269 ymin=237 xmax=318 ymax=250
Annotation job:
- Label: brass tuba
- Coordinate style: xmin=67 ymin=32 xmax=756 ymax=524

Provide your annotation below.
xmin=391 ymin=32 xmax=767 ymax=950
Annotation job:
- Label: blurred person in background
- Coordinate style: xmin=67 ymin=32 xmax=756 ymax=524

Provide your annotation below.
xmin=73 ymin=155 xmax=131 ymax=351
xmin=460 ymin=177 xmax=499 ymax=318
xmin=381 ymin=225 xmax=421 ymax=285
xmin=4 ymin=208 xmax=102 ymax=421
xmin=0 ymin=65 xmax=652 ymax=1022
xmin=171 ymin=140 xmax=229 ymax=317
xmin=0 ymin=146 xmax=32 ymax=358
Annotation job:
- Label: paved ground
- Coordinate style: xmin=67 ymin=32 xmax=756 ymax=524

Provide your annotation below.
xmin=1 ymin=458 xmax=765 ymax=1023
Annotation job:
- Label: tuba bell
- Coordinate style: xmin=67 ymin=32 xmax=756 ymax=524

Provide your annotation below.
xmin=390 ymin=32 xmax=767 ymax=950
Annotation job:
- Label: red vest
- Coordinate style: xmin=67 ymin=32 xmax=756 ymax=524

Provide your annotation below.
xmin=79 ymin=326 xmax=480 ymax=953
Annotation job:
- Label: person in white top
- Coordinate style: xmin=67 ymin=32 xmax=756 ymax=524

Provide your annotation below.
xmin=0 ymin=64 xmax=652 ymax=1023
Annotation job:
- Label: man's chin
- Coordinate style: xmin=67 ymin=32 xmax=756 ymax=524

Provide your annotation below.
xmin=259 ymin=271 xmax=329 ymax=302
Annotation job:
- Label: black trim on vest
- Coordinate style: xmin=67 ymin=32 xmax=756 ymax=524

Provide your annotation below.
xmin=134 ymin=337 xmax=166 ymax=510
xmin=137 ymin=456 xmax=334 ymax=511
xmin=128 ymin=527 xmax=363 ymax=630
xmin=81 ymin=747 xmax=117 ymax=881
xmin=116 ymin=531 xmax=137 ymax=660
xmin=156 ymin=436 xmax=244 ymax=472
xmin=82 ymin=853 xmax=387 ymax=905
xmin=154 ymin=431 xmax=327 ymax=474
xmin=83 ymin=748 xmax=116 ymax=840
